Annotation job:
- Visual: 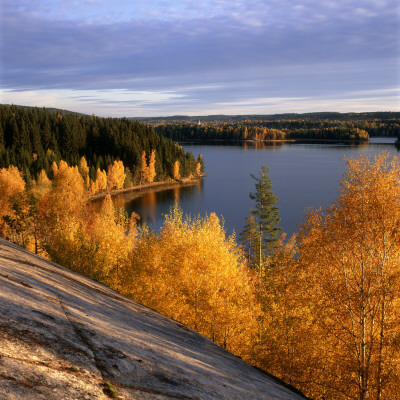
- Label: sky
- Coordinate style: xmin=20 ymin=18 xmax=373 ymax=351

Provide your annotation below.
xmin=1 ymin=0 xmax=399 ymax=117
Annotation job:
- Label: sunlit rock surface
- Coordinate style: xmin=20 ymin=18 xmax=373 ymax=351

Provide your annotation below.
xmin=0 ymin=238 xmax=308 ymax=400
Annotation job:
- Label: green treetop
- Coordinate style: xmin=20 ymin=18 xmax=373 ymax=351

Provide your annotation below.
xmin=240 ymin=165 xmax=281 ymax=272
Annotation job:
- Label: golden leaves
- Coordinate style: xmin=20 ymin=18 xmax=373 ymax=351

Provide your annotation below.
xmin=173 ymin=160 xmax=180 ymax=180
xmin=297 ymin=151 xmax=400 ymax=399
xmin=0 ymin=166 xmax=26 ymax=220
xmin=107 ymin=160 xmax=126 ymax=190
xmin=141 ymin=150 xmax=156 ymax=184
xmin=123 ymin=207 xmax=259 ymax=357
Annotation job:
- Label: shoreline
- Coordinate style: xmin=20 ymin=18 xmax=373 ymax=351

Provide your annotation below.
xmin=177 ymin=137 xmax=369 ymax=145
xmin=89 ymin=175 xmax=204 ymax=202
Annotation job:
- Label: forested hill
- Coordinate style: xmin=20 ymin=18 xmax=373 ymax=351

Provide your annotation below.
xmin=0 ymin=104 xmax=198 ymax=183
xmin=140 ymin=112 xmax=400 ymax=142
xmin=136 ymin=111 xmax=400 ymax=124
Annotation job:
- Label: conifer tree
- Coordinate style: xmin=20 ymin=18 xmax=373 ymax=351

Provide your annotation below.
xmin=241 ymin=166 xmax=281 ymax=271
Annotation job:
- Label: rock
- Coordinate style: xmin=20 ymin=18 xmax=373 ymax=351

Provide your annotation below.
xmin=0 ymin=238 xmax=308 ymax=399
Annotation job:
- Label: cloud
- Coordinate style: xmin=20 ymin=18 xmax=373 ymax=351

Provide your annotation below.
xmin=1 ymin=0 xmax=399 ymax=115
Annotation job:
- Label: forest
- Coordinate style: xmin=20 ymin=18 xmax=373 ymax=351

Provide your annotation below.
xmin=153 ymin=113 xmax=400 ymax=142
xmin=0 ymin=104 xmax=202 ymax=185
xmin=1 ymin=148 xmax=399 ymax=400
xmin=1 ymin=104 xmax=400 ymax=399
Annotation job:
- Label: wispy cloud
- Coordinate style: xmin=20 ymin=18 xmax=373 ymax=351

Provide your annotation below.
xmin=1 ymin=0 xmax=399 ymax=115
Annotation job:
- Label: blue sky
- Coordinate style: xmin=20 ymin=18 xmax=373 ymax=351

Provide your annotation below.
xmin=1 ymin=0 xmax=399 ymax=117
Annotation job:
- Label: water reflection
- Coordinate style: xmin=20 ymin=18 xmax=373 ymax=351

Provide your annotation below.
xmin=113 ymin=138 xmax=398 ymax=236
xmin=243 ymin=141 xmax=286 ymax=150
xmin=123 ymin=180 xmax=204 ymax=228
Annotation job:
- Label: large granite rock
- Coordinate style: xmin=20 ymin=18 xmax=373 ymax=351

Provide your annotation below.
xmin=0 ymin=238 xmax=308 ymax=400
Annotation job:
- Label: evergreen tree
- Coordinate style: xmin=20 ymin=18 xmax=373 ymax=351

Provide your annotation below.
xmin=241 ymin=166 xmax=281 ymax=271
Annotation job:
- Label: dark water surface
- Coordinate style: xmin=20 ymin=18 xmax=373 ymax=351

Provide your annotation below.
xmin=123 ymin=138 xmax=399 ymax=237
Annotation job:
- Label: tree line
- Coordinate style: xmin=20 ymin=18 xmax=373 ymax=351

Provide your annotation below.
xmin=0 ymin=104 xmax=203 ymax=184
xmin=1 ymin=151 xmax=399 ymax=400
xmin=138 ymin=111 xmax=400 ymax=124
xmin=154 ymin=116 xmax=400 ymax=142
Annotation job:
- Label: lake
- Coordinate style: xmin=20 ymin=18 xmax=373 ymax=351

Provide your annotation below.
xmin=123 ymin=138 xmax=399 ymax=238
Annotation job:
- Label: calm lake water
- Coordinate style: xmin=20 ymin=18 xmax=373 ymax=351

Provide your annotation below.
xmin=123 ymin=137 xmax=399 ymax=238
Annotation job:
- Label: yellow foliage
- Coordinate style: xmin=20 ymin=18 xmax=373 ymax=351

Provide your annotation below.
xmin=34 ymin=169 xmax=51 ymax=200
xmin=297 ymin=152 xmax=400 ymax=399
xmin=141 ymin=150 xmax=149 ymax=183
xmin=39 ymin=161 xmax=87 ymax=261
xmin=50 ymin=161 xmax=58 ymax=179
xmin=78 ymin=156 xmax=89 ymax=183
xmin=121 ymin=206 xmax=260 ymax=358
xmin=89 ymin=179 xmax=98 ymax=196
xmin=173 ymin=160 xmax=180 ymax=180
xmin=196 ymin=162 xmax=201 ymax=177
xmin=0 ymin=166 xmax=26 ymax=221
xmin=148 ymin=149 xmax=156 ymax=183
xmin=79 ymin=194 xmax=136 ymax=286
xmin=95 ymin=168 xmax=107 ymax=192
xmin=107 ymin=160 xmax=126 ymax=190
xmin=252 ymin=235 xmax=315 ymax=389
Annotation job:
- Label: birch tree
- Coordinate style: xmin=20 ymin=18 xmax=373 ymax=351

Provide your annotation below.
xmin=298 ymin=152 xmax=400 ymax=400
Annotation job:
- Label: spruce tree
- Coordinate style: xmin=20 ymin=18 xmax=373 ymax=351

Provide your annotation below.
xmin=241 ymin=165 xmax=281 ymax=272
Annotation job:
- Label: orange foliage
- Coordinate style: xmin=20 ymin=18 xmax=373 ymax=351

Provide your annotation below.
xmin=0 ymin=166 xmax=26 ymax=222
xmin=121 ymin=205 xmax=260 ymax=358
xmin=147 ymin=149 xmax=156 ymax=183
xmin=95 ymin=168 xmax=107 ymax=192
xmin=296 ymin=152 xmax=400 ymax=399
xmin=107 ymin=160 xmax=126 ymax=190
xmin=78 ymin=156 xmax=89 ymax=185
xmin=173 ymin=160 xmax=180 ymax=180
xmin=141 ymin=150 xmax=148 ymax=183
xmin=196 ymin=162 xmax=201 ymax=177
xmin=34 ymin=169 xmax=51 ymax=200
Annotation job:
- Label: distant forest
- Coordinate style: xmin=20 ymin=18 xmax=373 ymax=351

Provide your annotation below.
xmin=0 ymin=104 xmax=199 ymax=183
xmin=148 ymin=112 xmax=400 ymax=142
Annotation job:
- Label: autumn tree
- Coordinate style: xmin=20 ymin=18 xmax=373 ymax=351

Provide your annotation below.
xmin=0 ymin=166 xmax=26 ymax=216
xmin=39 ymin=160 xmax=87 ymax=263
xmin=248 ymin=232 xmax=321 ymax=397
xmin=120 ymin=205 xmax=260 ymax=359
xmin=2 ymin=191 xmax=41 ymax=254
xmin=95 ymin=168 xmax=107 ymax=192
xmin=50 ymin=160 xmax=58 ymax=179
xmin=141 ymin=150 xmax=149 ymax=183
xmin=107 ymin=160 xmax=126 ymax=190
xmin=240 ymin=166 xmax=281 ymax=272
xmin=34 ymin=169 xmax=51 ymax=200
xmin=196 ymin=154 xmax=204 ymax=176
xmin=147 ymin=149 xmax=156 ymax=183
xmin=173 ymin=160 xmax=180 ymax=180
xmin=78 ymin=155 xmax=90 ymax=188
xmin=196 ymin=162 xmax=202 ymax=177
xmin=0 ymin=166 xmax=26 ymax=235
xmin=76 ymin=194 xmax=137 ymax=287
xmin=298 ymin=152 xmax=400 ymax=400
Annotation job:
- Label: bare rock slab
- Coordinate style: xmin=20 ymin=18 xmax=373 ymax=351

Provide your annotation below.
xmin=0 ymin=238 xmax=308 ymax=400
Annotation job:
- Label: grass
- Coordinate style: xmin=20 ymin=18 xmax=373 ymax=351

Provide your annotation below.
xmin=103 ymin=381 xmax=119 ymax=399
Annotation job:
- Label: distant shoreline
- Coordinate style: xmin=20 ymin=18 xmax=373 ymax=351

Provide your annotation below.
xmin=177 ymin=137 xmax=370 ymax=145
